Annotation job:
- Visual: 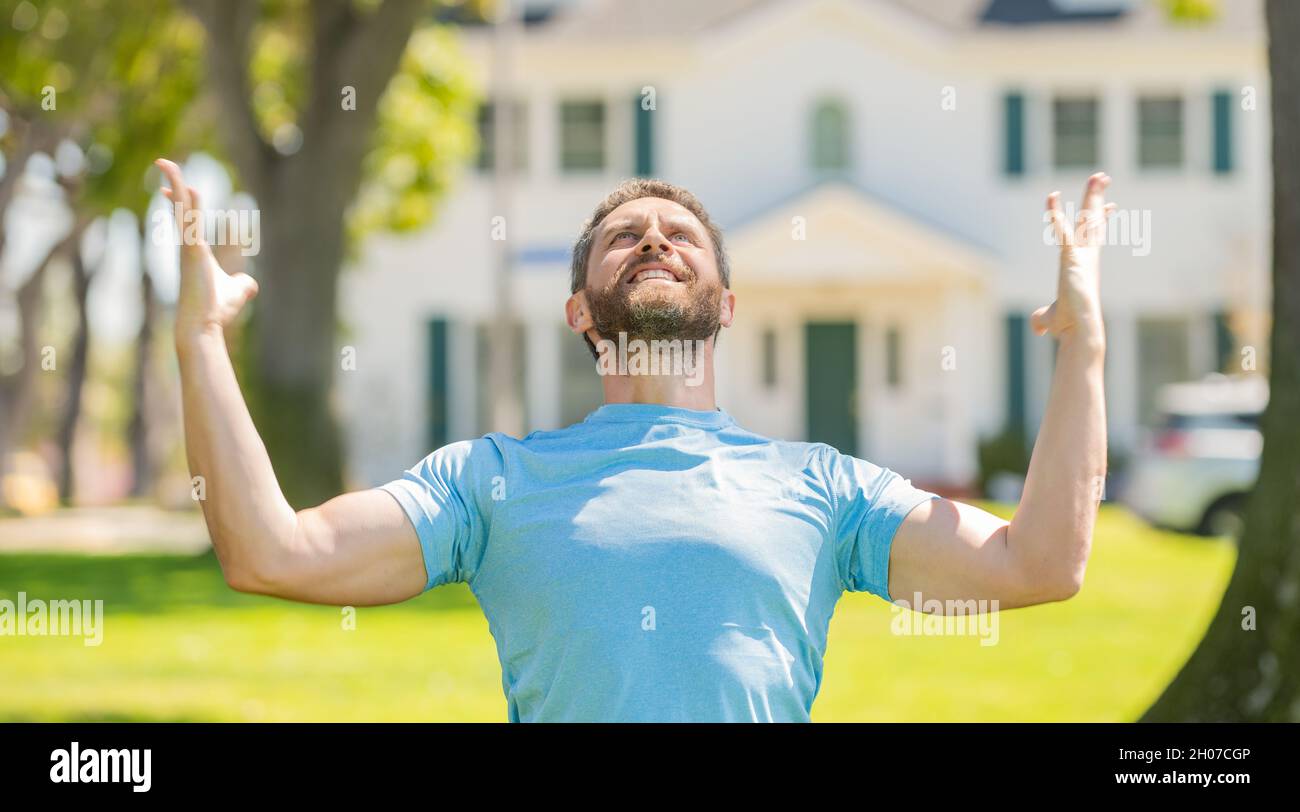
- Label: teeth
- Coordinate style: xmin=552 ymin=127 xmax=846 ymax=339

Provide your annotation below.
xmin=632 ymin=269 xmax=677 ymax=283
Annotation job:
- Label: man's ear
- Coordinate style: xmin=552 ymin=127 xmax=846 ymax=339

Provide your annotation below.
xmin=718 ymin=289 xmax=737 ymax=329
xmin=565 ymin=291 xmax=593 ymax=334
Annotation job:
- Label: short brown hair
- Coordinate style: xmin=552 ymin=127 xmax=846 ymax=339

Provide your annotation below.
xmin=569 ymin=178 xmax=730 ymax=294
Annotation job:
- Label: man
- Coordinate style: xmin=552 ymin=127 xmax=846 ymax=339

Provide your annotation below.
xmin=157 ymin=157 xmax=1111 ymax=722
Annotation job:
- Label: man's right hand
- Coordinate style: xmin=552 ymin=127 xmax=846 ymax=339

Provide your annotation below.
xmin=156 ymin=156 xmax=426 ymax=607
xmin=155 ymin=158 xmax=260 ymax=342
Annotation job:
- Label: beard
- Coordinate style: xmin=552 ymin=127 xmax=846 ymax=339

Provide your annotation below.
xmin=585 ymin=254 xmax=723 ymax=343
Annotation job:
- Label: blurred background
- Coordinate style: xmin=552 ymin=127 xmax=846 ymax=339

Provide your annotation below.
xmin=0 ymin=0 xmax=1285 ymax=721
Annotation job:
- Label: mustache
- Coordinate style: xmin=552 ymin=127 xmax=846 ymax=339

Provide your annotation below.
xmin=618 ymin=253 xmax=694 ymax=285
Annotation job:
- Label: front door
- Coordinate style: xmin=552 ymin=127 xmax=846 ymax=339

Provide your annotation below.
xmin=804 ymin=321 xmax=858 ymax=456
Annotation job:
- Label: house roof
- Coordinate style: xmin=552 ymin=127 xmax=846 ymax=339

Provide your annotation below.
xmin=723 ymin=180 xmax=997 ymax=288
xmin=513 ymin=0 xmax=1261 ymax=38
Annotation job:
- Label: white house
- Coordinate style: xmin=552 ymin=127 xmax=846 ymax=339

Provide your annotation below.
xmin=337 ymin=0 xmax=1271 ymax=493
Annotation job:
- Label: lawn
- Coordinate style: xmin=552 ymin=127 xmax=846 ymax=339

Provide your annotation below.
xmin=0 ymin=504 xmax=1235 ymax=722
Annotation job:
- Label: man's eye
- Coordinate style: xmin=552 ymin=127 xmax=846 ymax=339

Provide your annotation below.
xmin=614 ymin=231 xmax=637 ymax=241
xmin=672 ymin=233 xmax=693 ymax=243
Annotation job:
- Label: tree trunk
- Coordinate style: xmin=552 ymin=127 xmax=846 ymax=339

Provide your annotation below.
xmin=55 ymin=232 xmax=94 ymax=504
xmin=0 ymin=225 xmax=82 ymax=504
xmin=188 ymin=0 xmax=428 ymax=508
xmin=128 ymin=233 xmax=157 ymax=498
xmin=240 ymin=159 xmax=350 ymax=509
xmin=1142 ymin=0 xmax=1300 ymax=721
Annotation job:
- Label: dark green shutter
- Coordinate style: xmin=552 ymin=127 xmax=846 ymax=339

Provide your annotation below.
xmin=1005 ymin=314 xmax=1027 ymax=435
xmin=634 ymin=93 xmax=654 ymax=177
xmin=1004 ymin=92 xmax=1025 ymax=176
xmin=1213 ymin=90 xmax=1233 ymax=174
xmin=1214 ymin=310 xmax=1234 ymax=373
xmin=427 ymin=318 xmax=448 ymax=449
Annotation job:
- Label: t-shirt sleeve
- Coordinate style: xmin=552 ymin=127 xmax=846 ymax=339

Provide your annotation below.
xmin=378 ymin=438 xmax=497 ymax=592
xmin=819 ymin=445 xmax=941 ymax=602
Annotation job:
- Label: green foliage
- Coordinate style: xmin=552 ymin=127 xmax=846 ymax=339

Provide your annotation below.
xmin=1161 ymin=0 xmax=1218 ymax=24
xmin=348 ymin=25 xmax=477 ymax=246
xmin=240 ymin=2 xmax=479 ymax=252
xmin=976 ymin=425 xmax=1030 ymax=496
xmin=0 ymin=1 xmax=206 ymax=217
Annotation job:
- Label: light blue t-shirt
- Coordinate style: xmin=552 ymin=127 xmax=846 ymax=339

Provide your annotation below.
xmin=380 ymin=402 xmax=939 ymax=722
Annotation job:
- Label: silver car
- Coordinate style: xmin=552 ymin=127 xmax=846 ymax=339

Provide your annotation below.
xmin=1124 ymin=374 xmax=1266 ymax=538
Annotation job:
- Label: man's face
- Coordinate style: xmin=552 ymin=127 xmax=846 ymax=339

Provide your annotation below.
xmin=576 ymin=197 xmax=730 ymax=343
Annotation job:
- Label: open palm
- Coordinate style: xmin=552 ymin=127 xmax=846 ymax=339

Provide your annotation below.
xmin=1032 ymin=171 xmax=1115 ymax=341
xmin=156 ymin=158 xmax=259 ymax=338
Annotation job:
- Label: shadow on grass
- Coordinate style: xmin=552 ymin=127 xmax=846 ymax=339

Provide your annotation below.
xmin=0 ymin=550 xmax=478 ymax=615
xmin=2 ymin=711 xmax=226 ymax=723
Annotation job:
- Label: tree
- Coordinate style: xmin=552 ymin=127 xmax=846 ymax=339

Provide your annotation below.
xmin=1143 ymin=0 xmax=1300 ymax=721
xmin=0 ymin=0 xmax=203 ymax=503
xmin=181 ymin=0 xmax=477 ymax=507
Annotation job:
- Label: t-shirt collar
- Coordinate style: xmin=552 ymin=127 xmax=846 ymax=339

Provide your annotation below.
xmin=584 ymin=402 xmax=734 ymax=430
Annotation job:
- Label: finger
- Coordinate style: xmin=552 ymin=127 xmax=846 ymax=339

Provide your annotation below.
xmin=188 ymin=185 xmax=202 ymax=212
xmin=1047 ymin=191 xmax=1070 ymax=246
xmin=154 ymin=158 xmax=192 ymax=209
xmin=1080 ymin=171 xmax=1110 ymax=215
xmin=1030 ymin=302 xmax=1056 ymax=336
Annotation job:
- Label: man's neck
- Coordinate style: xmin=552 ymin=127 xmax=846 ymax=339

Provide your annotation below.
xmin=596 ymin=335 xmax=719 ymax=411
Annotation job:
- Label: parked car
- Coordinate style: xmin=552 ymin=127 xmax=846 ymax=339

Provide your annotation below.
xmin=1124 ymin=374 xmax=1266 ymax=538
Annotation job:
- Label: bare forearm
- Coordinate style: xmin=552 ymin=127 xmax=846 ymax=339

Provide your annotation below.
xmin=177 ymin=328 xmax=297 ymax=586
xmin=1008 ymin=330 xmax=1107 ymax=597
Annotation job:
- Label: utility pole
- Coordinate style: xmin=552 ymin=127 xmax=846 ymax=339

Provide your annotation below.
xmin=488 ymin=0 xmax=525 ymax=436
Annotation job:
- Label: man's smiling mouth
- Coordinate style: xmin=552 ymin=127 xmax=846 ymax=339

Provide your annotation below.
xmin=626 ymin=264 xmax=686 ymax=285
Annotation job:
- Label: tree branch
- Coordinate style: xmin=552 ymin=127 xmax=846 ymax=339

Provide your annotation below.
xmin=184 ymin=0 xmax=277 ymax=197
xmin=295 ymin=0 xmax=429 ymax=213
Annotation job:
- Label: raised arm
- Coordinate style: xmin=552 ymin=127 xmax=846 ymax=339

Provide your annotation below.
xmin=158 ymin=158 xmax=425 ymax=606
xmin=888 ymin=173 xmax=1113 ymax=610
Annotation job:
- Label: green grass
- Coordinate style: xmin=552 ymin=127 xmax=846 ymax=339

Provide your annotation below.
xmin=0 ymin=505 xmax=1234 ymax=721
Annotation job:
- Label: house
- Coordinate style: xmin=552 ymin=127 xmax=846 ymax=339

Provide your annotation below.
xmin=337 ymin=0 xmax=1270 ymax=493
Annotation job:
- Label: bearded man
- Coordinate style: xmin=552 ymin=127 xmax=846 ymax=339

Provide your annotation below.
xmin=157 ymin=156 xmax=1112 ymax=722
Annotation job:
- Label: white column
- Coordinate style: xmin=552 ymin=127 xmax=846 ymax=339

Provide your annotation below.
xmin=1106 ymin=309 xmax=1139 ymax=453
xmin=526 ymin=318 xmax=561 ymax=431
xmin=448 ymin=319 xmax=479 ymax=441
xmin=941 ymin=284 xmax=978 ymax=486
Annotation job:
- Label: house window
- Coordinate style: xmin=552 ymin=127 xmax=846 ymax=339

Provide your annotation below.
xmin=761 ymin=328 xmax=778 ymax=388
xmin=560 ymin=325 xmax=605 ymax=426
xmin=810 ymin=99 xmax=851 ymax=173
xmin=1053 ymin=97 xmax=1099 ymax=169
xmin=885 ymin=325 xmax=903 ymax=389
xmin=475 ymin=322 xmax=529 ymax=435
xmin=476 ymin=101 xmax=527 ymax=172
xmin=560 ymin=100 xmax=606 ymax=172
xmin=1137 ymin=316 xmax=1191 ymax=426
xmin=1138 ymin=96 xmax=1183 ymax=168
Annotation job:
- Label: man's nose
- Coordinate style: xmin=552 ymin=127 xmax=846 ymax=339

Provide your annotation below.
xmin=637 ymin=226 xmax=672 ymax=254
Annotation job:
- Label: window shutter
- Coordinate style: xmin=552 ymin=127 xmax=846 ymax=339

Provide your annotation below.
xmin=1212 ymin=90 xmax=1233 ymax=174
xmin=1004 ymin=92 xmax=1025 ymax=176
xmin=634 ymin=93 xmax=654 ymax=177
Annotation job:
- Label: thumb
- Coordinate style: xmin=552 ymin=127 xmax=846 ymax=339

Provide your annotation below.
xmin=1030 ymin=302 xmax=1056 ymax=336
xmin=232 ymin=272 xmax=259 ymax=304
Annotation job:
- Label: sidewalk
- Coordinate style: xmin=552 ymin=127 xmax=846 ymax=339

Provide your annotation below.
xmin=0 ymin=506 xmax=210 ymax=554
